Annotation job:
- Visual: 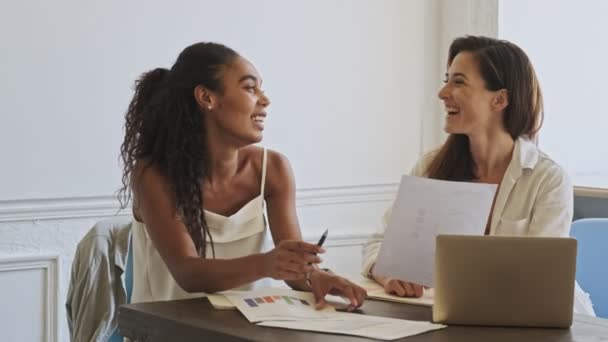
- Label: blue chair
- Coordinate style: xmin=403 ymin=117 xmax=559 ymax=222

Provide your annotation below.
xmin=571 ymin=218 xmax=608 ymax=318
xmin=109 ymin=238 xmax=134 ymax=342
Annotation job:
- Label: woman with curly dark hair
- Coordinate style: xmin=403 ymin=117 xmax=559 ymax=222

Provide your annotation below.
xmin=118 ymin=42 xmax=366 ymax=310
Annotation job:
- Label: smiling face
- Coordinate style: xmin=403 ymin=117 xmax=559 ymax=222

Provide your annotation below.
xmin=198 ymin=56 xmax=271 ymax=146
xmin=437 ymin=51 xmax=505 ymax=136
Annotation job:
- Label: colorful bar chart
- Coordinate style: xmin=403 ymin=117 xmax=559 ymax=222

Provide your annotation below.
xmin=243 ymin=296 xmax=310 ymax=308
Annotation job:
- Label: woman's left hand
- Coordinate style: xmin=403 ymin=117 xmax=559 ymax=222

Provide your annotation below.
xmin=309 ymin=270 xmax=367 ymax=311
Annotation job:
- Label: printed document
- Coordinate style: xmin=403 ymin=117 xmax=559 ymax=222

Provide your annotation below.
xmin=222 ymin=287 xmax=446 ymax=340
xmin=374 ymin=175 xmax=496 ymax=286
xmin=224 ymin=288 xmax=338 ymax=322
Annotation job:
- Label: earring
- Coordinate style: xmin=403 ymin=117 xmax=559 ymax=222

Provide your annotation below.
xmin=207 ymin=105 xmax=212 ymax=110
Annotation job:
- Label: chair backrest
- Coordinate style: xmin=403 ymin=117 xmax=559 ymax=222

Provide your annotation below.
xmin=571 ymin=218 xmax=608 ymax=318
xmin=66 ymin=217 xmax=132 ymax=342
xmin=109 ymin=235 xmax=134 ymax=342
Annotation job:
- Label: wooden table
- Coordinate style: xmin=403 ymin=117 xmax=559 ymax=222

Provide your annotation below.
xmin=119 ymin=298 xmax=608 ymax=341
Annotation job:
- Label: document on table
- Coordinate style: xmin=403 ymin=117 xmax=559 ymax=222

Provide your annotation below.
xmin=571 ymin=314 xmax=608 ymax=340
xmin=224 ymin=288 xmax=340 ymax=322
xmin=211 ymin=288 xmax=349 ymax=313
xmin=374 ymin=175 xmax=497 ymax=287
xmin=259 ymin=312 xmax=446 ymax=341
xmin=222 ymin=287 xmax=445 ymax=340
xmin=208 ymin=291 xmax=239 ymax=310
xmin=351 ymin=276 xmax=434 ymax=306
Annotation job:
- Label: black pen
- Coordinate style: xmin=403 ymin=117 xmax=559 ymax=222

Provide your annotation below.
xmin=317 ymin=228 xmax=328 ymax=247
xmin=307 ymin=229 xmax=328 ymax=279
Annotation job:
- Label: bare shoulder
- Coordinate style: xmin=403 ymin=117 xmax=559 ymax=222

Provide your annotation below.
xmin=240 ymin=145 xmax=293 ymax=177
xmin=132 ymin=160 xmax=167 ymax=192
xmin=252 ymin=147 xmax=295 ymax=198
xmin=266 ymin=149 xmax=292 ymax=172
xmin=131 ymin=160 xmax=174 ymax=219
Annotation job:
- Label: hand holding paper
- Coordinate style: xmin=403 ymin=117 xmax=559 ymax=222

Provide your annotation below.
xmin=373 ymin=175 xmax=497 ymax=287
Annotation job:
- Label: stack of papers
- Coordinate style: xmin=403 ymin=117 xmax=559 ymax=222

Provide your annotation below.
xmin=208 ymin=291 xmax=239 ymax=310
xmin=350 ymin=276 xmax=434 ymax=307
xmin=258 ymin=315 xmax=444 ymax=341
xmin=212 ymin=288 xmax=445 ymax=340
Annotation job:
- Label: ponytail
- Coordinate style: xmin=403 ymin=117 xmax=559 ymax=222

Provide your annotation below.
xmin=118 ymin=68 xmax=169 ymax=208
xmin=118 ymin=67 xmax=209 ymax=256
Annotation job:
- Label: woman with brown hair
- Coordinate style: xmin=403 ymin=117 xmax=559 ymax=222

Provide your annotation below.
xmin=119 ymin=42 xmax=366 ymax=310
xmin=362 ymin=35 xmax=595 ymax=315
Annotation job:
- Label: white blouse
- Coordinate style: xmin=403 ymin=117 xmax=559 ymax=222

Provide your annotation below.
xmin=362 ymin=138 xmax=596 ymax=316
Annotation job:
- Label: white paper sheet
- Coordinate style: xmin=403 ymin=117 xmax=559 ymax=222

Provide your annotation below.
xmin=208 ymin=291 xmax=239 ymax=310
xmin=571 ymin=314 xmax=608 ymax=340
xmin=213 ymin=288 xmax=349 ymax=312
xmin=258 ymin=312 xmax=446 ymax=340
xmin=374 ymin=175 xmax=497 ymax=287
xmin=224 ymin=288 xmax=338 ymax=322
xmin=351 ymin=276 xmax=434 ymax=306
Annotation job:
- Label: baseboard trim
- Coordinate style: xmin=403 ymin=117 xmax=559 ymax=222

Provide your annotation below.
xmin=0 ymin=184 xmax=398 ymax=222
xmin=0 ymin=196 xmax=127 ymax=222
xmin=0 ymin=254 xmax=59 ymax=342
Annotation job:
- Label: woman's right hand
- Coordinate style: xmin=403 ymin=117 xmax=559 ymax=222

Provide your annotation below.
xmin=261 ymin=240 xmax=324 ymax=280
xmin=372 ymin=271 xmax=424 ymax=298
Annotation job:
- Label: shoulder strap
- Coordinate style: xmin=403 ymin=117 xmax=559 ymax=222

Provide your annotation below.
xmin=260 ymin=148 xmax=268 ymax=196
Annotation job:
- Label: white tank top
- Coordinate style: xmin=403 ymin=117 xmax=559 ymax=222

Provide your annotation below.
xmin=131 ymin=149 xmax=271 ymax=303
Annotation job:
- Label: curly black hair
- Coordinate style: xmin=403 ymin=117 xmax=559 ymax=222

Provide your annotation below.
xmin=118 ymin=42 xmax=239 ymax=257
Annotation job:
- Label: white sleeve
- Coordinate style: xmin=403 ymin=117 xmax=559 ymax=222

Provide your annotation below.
xmin=528 ymin=163 xmax=573 ymax=237
xmin=361 ymin=206 xmax=393 ymax=277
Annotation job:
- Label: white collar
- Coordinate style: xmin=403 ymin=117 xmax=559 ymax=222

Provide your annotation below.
xmin=511 ymin=137 xmax=539 ymax=173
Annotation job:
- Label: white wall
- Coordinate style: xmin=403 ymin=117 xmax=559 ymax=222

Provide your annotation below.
xmin=0 ymin=1 xmax=498 ymax=341
xmin=423 ymin=0 xmax=498 ymax=152
xmin=0 ymin=0 xmax=428 ymax=200
xmin=499 ymin=0 xmax=608 ymax=189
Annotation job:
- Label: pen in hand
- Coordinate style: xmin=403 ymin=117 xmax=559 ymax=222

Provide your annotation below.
xmin=316 ymin=228 xmax=328 ymax=248
xmin=307 ymin=229 xmax=328 ymax=269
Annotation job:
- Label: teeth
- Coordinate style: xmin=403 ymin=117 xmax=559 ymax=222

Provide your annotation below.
xmin=445 ymin=106 xmax=459 ymax=115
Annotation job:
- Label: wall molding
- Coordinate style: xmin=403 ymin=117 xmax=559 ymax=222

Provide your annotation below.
xmin=0 ymin=254 xmax=59 ymax=342
xmin=296 ymin=183 xmax=397 ymax=207
xmin=0 ymin=196 xmax=128 ymax=222
xmin=0 ymin=183 xmax=398 ymax=223
xmin=303 ymin=232 xmax=372 ymax=248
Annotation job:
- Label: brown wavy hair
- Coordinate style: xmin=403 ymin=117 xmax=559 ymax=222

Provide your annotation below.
xmin=118 ymin=42 xmax=239 ymax=257
xmin=426 ymin=35 xmax=544 ymax=181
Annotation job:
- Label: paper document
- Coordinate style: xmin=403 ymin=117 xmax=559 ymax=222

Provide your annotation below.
xmin=374 ymin=175 xmax=497 ymax=287
xmin=571 ymin=314 xmax=608 ymax=340
xmin=224 ymin=288 xmax=340 ymax=322
xmin=259 ymin=312 xmax=446 ymax=341
xmin=213 ymin=288 xmax=348 ymax=312
xmin=352 ymin=276 xmax=433 ymax=306
xmin=208 ymin=291 xmax=238 ymax=310
xmin=223 ymin=287 xmax=445 ymax=340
